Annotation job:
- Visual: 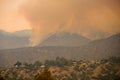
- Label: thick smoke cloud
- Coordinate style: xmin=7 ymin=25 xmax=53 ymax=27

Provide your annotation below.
xmin=0 ymin=0 xmax=30 ymax=32
xmin=21 ymin=0 xmax=120 ymax=46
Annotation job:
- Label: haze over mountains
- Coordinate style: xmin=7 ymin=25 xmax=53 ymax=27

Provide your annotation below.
xmin=0 ymin=32 xmax=120 ymax=67
xmin=0 ymin=30 xmax=91 ymax=49
xmin=40 ymin=32 xmax=91 ymax=47
xmin=0 ymin=30 xmax=31 ymax=49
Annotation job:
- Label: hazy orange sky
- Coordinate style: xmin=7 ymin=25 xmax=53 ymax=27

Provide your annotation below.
xmin=0 ymin=0 xmax=31 ymax=32
xmin=0 ymin=0 xmax=120 ymax=45
xmin=0 ymin=0 xmax=119 ymax=33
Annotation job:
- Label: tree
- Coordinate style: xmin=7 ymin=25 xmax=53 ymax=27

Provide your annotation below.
xmin=92 ymin=63 xmax=120 ymax=80
xmin=34 ymin=61 xmax=42 ymax=69
xmin=34 ymin=69 xmax=56 ymax=80
xmin=74 ymin=65 xmax=80 ymax=71
xmin=45 ymin=57 xmax=72 ymax=68
xmin=0 ymin=75 xmax=5 ymax=80
xmin=14 ymin=61 xmax=22 ymax=67
xmin=70 ymin=72 xmax=78 ymax=80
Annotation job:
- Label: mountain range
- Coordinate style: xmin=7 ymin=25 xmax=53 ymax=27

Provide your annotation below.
xmin=0 ymin=33 xmax=120 ymax=67
xmin=0 ymin=30 xmax=91 ymax=49
xmin=40 ymin=32 xmax=91 ymax=46
xmin=0 ymin=30 xmax=31 ymax=49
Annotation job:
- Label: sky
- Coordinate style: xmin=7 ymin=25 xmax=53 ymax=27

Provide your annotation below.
xmin=0 ymin=0 xmax=30 ymax=32
xmin=0 ymin=0 xmax=120 ymax=45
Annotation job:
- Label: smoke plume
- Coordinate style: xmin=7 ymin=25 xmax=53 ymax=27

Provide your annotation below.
xmin=21 ymin=0 xmax=120 ymax=46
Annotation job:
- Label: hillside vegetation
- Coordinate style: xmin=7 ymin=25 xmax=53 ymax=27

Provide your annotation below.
xmin=0 ymin=57 xmax=120 ymax=80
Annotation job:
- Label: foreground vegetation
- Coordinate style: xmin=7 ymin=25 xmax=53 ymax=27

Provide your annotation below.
xmin=0 ymin=57 xmax=120 ymax=80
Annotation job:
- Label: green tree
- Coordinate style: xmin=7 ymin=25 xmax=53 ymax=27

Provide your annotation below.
xmin=74 ymin=65 xmax=80 ymax=71
xmin=34 ymin=61 xmax=42 ymax=69
xmin=45 ymin=57 xmax=72 ymax=68
xmin=70 ymin=72 xmax=78 ymax=80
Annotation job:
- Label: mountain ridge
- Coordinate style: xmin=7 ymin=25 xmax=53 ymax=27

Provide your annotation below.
xmin=0 ymin=33 xmax=119 ymax=67
xmin=0 ymin=30 xmax=30 ymax=49
xmin=40 ymin=32 xmax=91 ymax=47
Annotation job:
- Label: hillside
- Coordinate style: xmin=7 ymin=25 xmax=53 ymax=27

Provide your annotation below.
xmin=0 ymin=30 xmax=31 ymax=49
xmin=0 ymin=57 xmax=120 ymax=80
xmin=0 ymin=31 xmax=90 ymax=49
xmin=12 ymin=30 xmax=32 ymax=37
xmin=76 ymin=33 xmax=120 ymax=59
xmin=0 ymin=33 xmax=120 ymax=67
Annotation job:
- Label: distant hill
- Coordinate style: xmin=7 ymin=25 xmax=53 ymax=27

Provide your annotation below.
xmin=12 ymin=30 xmax=32 ymax=37
xmin=0 ymin=30 xmax=31 ymax=49
xmin=40 ymin=32 xmax=91 ymax=46
xmin=75 ymin=33 xmax=120 ymax=59
xmin=0 ymin=31 xmax=90 ymax=49
xmin=0 ymin=33 xmax=120 ymax=67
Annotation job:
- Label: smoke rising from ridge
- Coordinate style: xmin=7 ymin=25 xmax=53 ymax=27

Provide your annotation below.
xmin=21 ymin=0 xmax=120 ymax=46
